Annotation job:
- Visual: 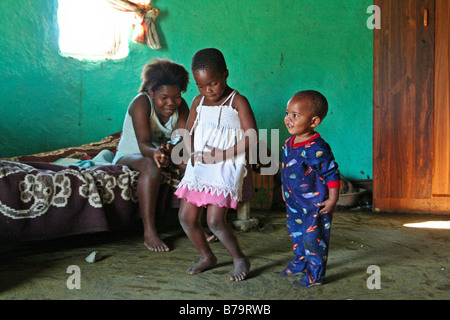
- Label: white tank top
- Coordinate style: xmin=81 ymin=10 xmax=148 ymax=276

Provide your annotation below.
xmin=116 ymin=93 xmax=180 ymax=155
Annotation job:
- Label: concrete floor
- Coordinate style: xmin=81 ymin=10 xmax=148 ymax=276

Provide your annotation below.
xmin=0 ymin=208 xmax=449 ymax=301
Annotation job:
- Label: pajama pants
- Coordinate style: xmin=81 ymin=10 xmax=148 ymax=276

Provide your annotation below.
xmin=285 ymin=200 xmax=332 ymax=284
xmin=281 ymin=133 xmax=339 ymax=285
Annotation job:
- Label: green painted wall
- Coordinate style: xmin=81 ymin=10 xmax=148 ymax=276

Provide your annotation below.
xmin=0 ymin=0 xmax=373 ymax=179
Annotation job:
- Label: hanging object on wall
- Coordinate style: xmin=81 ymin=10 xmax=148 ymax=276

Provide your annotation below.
xmin=107 ymin=0 xmax=161 ymax=50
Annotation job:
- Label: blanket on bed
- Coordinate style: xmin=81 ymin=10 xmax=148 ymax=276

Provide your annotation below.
xmin=0 ymin=131 xmax=254 ymax=243
xmin=0 ymin=160 xmax=139 ymax=242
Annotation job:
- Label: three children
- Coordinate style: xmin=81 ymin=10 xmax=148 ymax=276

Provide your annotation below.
xmin=120 ymin=48 xmax=339 ymax=286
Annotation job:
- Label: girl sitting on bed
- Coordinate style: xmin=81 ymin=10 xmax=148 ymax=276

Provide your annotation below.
xmin=113 ymin=59 xmax=189 ymax=252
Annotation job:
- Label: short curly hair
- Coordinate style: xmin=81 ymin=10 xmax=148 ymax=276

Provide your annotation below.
xmin=191 ymin=48 xmax=227 ymax=74
xmin=294 ymin=90 xmax=329 ymax=120
xmin=139 ymin=58 xmax=189 ymax=93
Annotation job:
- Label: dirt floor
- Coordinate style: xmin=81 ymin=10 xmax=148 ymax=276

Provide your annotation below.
xmin=0 ymin=208 xmax=448 ymax=301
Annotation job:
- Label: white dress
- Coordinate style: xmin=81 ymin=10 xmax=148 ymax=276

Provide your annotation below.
xmin=175 ymin=90 xmax=246 ymax=209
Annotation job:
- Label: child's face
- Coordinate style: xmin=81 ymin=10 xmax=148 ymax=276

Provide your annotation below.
xmin=150 ymin=85 xmax=183 ymax=120
xmin=284 ymin=96 xmax=319 ymax=138
xmin=193 ymin=69 xmax=228 ymax=104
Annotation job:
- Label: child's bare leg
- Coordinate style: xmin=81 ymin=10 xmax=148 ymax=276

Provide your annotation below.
xmin=139 ymin=169 xmax=170 ymax=252
xmin=206 ymin=205 xmax=251 ymax=281
xmin=179 ymin=200 xmax=217 ymax=274
xmin=120 ymin=155 xmax=169 ymax=252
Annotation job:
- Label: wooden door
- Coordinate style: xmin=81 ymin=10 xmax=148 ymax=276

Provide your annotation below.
xmin=373 ymin=0 xmax=450 ymax=214
xmin=432 ymin=0 xmax=450 ymax=198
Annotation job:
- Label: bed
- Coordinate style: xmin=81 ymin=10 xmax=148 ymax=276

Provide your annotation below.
xmin=0 ymin=132 xmax=256 ymax=243
xmin=0 ymin=132 xmax=141 ymax=242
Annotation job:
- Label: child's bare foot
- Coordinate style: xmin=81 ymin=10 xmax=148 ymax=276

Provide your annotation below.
xmin=187 ymin=255 xmax=217 ymax=275
xmin=144 ymin=236 xmax=170 ymax=252
xmin=230 ymin=258 xmax=251 ymax=281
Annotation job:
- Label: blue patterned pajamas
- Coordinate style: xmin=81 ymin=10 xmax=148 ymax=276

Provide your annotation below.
xmin=281 ymin=133 xmax=340 ymax=286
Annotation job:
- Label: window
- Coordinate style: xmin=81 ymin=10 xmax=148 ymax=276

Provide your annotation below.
xmin=57 ymin=0 xmax=134 ymax=60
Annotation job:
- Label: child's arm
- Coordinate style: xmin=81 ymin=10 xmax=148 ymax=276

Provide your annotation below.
xmin=315 ymin=148 xmax=340 ymax=214
xmin=310 ymin=144 xmax=341 ymax=214
xmin=159 ymin=98 xmax=190 ymax=166
xmin=318 ymin=186 xmax=339 ymax=214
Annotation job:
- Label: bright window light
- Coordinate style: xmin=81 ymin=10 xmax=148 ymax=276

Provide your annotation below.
xmin=403 ymin=221 xmax=450 ymax=229
xmin=57 ymin=0 xmax=134 ymax=60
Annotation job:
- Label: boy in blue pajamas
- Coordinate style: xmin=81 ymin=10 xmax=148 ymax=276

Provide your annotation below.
xmin=281 ymin=90 xmax=340 ymax=287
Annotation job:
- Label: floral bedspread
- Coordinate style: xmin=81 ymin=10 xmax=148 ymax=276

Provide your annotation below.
xmin=0 ymin=161 xmax=139 ymax=242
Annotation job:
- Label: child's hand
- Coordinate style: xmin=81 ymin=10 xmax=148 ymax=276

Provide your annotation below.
xmin=203 ymin=146 xmax=225 ymax=164
xmin=154 ymin=147 xmax=169 ymax=168
xmin=318 ymin=187 xmax=339 ymax=214
xmin=190 ymin=151 xmax=206 ymax=166
xmin=160 ymin=142 xmax=174 ymax=154
xmin=192 ymin=146 xmax=225 ymax=164
xmin=317 ymin=198 xmax=337 ymax=214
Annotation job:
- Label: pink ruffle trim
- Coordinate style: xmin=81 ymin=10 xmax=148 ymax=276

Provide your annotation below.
xmin=174 ymin=186 xmax=238 ymax=210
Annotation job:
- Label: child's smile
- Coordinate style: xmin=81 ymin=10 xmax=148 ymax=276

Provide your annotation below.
xmin=150 ymin=85 xmax=183 ymax=124
xmin=284 ymin=96 xmax=319 ymax=142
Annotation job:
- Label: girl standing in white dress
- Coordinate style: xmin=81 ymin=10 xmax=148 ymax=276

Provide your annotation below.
xmin=175 ymin=48 xmax=257 ymax=281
